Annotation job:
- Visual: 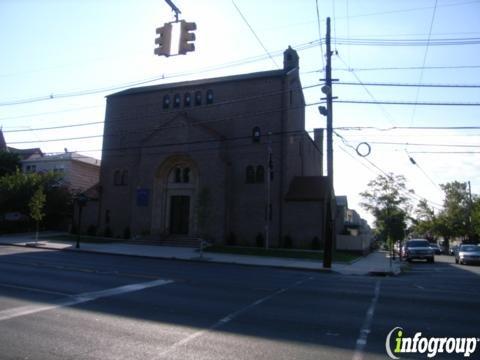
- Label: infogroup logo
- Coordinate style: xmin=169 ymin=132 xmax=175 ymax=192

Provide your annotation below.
xmin=385 ymin=327 xmax=479 ymax=359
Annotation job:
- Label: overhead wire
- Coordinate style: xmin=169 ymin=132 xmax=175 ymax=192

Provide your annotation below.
xmin=314 ymin=0 xmax=325 ymax=70
xmin=231 ymin=0 xmax=280 ymax=69
xmin=410 ymin=0 xmax=438 ymax=127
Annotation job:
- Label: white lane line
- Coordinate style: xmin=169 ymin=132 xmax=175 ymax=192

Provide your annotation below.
xmin=352 ymin=280 xmax=381 ymax=360
xmin=0 ymin=282 xmax=71 ymax=297
xmin=0 ymin=278 xmax=173 ymax=322
xmin=156 ymin=276 xmax=315 ymax=359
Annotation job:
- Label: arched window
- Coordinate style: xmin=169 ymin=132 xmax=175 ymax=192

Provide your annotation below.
xmin=256 ymin=165 xmax=265 ymax=183
xmin=206 ymin=89 xmax=214 ymax=104
xmin=245 ymin=166 xmax=255 ymax=184
xmin=182 ymin=167 xmax=190 ymax=183
xmin=194 ymin=91 xmax=202 ymax=106
xmin=114 ymin=170 xmax=121 ymax=185
xmin=184 ymin=92 xmax=191 ymax=107
xmin=163 ymin=94 xmax=170 ymax=109
xmin=121 ymin=170 xmax=128 ymax=185
xmin=173 ymin=94 xmax=181 ymax=108
xmin=174 ymin=167 xmax=182 ymax=183
xmin=252 ymin=126 xmax=261 ymax=143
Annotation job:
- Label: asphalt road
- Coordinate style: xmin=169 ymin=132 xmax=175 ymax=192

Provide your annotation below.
xmin=0 ymin=246 xmax=478 ymax=360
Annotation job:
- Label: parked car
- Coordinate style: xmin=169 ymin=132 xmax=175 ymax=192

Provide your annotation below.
xmin=429 ymin=243 xmax=443 ymax=255
xmin=455 ymin=244 xmax=480 ymax=265
xmin=449 ymin=244 xmax=459 ymax=256
xmin=404 ymin=239 xmax=435 ymax=263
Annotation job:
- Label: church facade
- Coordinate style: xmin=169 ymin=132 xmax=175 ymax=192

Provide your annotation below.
xmin=97 ymin=47 xmax=329 ymax=247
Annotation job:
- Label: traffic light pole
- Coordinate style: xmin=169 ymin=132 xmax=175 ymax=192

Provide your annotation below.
xmin=323 ymin=17 xmax=334 ymax=269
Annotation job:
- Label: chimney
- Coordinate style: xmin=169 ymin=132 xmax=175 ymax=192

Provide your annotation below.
xmin=314 ymin=128 xmax=324 ymax=175
xmin=283 ymin=46 xmax=299 ymax=72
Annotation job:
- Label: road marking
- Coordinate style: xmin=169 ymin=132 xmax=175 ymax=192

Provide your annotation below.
xmin=414 ymin=284 xmax=425 ymax=290
xmin=0 ymin=278 xmax=173 ymax=322
xmin=0 ymin=282 xmax=70 ymax=297
xmin=352 ymin=280 xmax=381 ymax=360
xmin=155 ymin=276 xmax=315 ymax=359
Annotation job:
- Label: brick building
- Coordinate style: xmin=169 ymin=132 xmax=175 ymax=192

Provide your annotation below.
xmin=97 ymin=47 xmax=329 ymax=247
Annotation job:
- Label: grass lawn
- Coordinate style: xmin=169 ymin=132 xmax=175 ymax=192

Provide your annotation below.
xmin=40 ymin=234 xmax=120 ymax=244
xmin=204 ymin=245 xmax=360 ymax=263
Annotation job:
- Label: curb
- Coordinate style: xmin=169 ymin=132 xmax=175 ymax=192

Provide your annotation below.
xmin=0 ymin=242 xmax=338 ymax=274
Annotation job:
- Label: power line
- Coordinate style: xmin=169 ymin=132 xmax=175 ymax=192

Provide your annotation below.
xmin=334 ymin=132 xmax=443 ymax=209
xmin=314 ymin=0 xmax=325 ymax=70
xmin=365 ymin=141 xmax=480 ymax=148
xmin=1 ymin=83 xmax=323 ymax=134
xmin=410 ymin=0 xmax=438 ymax=128
xmin=335 ymin=54 xmax=398 ymax=126
xmin=232 ymin=0 xmax=279 ymax=69
xmin=337 ymin=81 xmax=480 ymax=88
xmin=335 ymin=126 xmax=480 ymax=131
xmin=333 ymin=36 xmax=480 ymax=46
xmin=334 ymin=99 xmax=480 ymax=106
xmin=408 ymin=151 xmax=480 ymax=154
xmin=333 ymin=65 xmax=480 ymax=72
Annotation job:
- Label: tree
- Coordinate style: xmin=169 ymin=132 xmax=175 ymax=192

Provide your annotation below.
xmin=29 ymin=187 xmax=46 ymax=242
xmin=0 ymin=170 xmax=73 ymax=233
xmin=411 ymin=199 xmax=436 ymax=241
xmin=0 ymin=151 xmax=20 ymax=177
xmin=360 ymin=173 xmax=413 ymax=249
xmin=437 ymin=181 xmax=476 ymax=244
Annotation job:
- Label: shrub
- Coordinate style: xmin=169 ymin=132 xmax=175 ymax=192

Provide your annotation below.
xmin=255 ymin=232 xmax=264 ymax=248
xmin=226 ymin=232 xmax=237 ymax=246
xmin=123 ymin=226 xmax=131 ymax=240
xmin=311 ymin=236 xmax=321 ymax=250
xmin=283 ymin=235 xmax=293 ymax=249
xmin=104 ymin=226 xmax=113 ymax=238
xmin=86 ymin=224 xmax=97 ymax=236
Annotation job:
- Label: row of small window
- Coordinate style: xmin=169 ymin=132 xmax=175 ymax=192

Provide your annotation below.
xmin=246 ymin=165 xmax=269 ymax=184
xmin=163 ymin=90 xmax=214 ymax=109
xmin=114 ymin=170 xmax=128 ymax=186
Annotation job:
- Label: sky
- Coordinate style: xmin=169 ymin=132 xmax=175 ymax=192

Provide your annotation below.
xmin=1 ymin=0 xmax=479 ymax=225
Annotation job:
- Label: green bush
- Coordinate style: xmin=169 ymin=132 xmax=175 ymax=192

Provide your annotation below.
xmin=283 ymin=235 xmax=293 ymax=249
xmin=104 ymin=226 xmax=113 ymax=238
xmin=123 ymin=226 xmax=131 ymax=239
xmin=255 ymin=232 xmax=264 ymax=248
xmin=86 ymin=225 xmax=97 ymax=236
xmin=226 ymin=232 xmax=237 ymax=246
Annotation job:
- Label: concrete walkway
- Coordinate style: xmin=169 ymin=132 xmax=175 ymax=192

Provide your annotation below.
xmin=0 ymin=233 xmax=404 ymax=276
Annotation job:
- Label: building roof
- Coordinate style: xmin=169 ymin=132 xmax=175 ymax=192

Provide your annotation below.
xmin=285 ymin=176 xmax=330 ymax=201
xmin=8 ymin=147 xmax=43 ymax=160
xmin=0 ymin=129 xmax=7 ymax=151
xmin=336 ymin=195 xmax=348 ymax=208
xmin=107 ymin=69 xmax=287 ymax=98
xmin=21 ymin=152 xmax=101 ymax=167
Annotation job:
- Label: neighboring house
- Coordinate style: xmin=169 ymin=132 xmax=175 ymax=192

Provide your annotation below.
xmin=335 ymin=196 xmax=374 ymax=253
xmin=21 ymin=152 xmax=101 ymax=193
xmin=96 ymin=47 xmax=330 ymax=247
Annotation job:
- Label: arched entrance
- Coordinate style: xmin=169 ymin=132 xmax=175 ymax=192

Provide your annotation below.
xmin=152 ymin=155 xmax=198 ymax=237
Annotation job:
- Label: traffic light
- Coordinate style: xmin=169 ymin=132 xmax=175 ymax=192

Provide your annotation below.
xmin=154 ymin=23 xmax=172 ymax=57
xmin=178 ymin=20 xmax=196 ymax=55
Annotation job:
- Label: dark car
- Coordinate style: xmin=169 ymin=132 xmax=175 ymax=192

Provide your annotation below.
xmin=455 ymin=244 xmax=480 ymax=265
xmin=429 ymin=243 xmax=442 ymax=255
xmin=404 ymin=239 xmax=435 ymax=263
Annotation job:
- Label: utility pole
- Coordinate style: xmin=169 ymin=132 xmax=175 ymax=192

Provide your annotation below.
xmin=467 ymin=180 xmax=473 ymax=242
xmin=265 ymin=132 xmax=272 ymax=249
xmin=322 ymin=17 xmax=335 ymax=269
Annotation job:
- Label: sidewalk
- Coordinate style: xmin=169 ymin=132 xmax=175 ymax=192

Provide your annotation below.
xmin=0 ymin=233 xmax=404 ymax=276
